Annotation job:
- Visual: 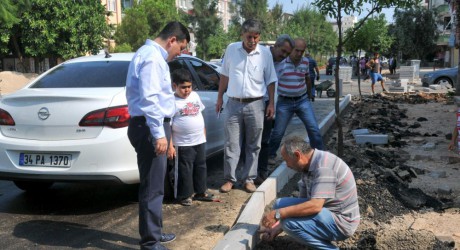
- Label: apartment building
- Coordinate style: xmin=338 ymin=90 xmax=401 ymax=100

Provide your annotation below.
xmin=330 ymin=16 xmax=357 ymax=36
xmin=428 ymin=0 xmax=458 ymax=67
xmin=176 ymin=0 xmax=235 ymax=32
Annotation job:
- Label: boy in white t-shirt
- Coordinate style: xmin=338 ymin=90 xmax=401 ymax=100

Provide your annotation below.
xmin=167 ymin=68 xmax=214 ymax=206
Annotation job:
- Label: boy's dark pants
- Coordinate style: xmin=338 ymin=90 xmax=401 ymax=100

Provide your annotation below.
xmin=177 ymin=143 xmax=207 ymax=199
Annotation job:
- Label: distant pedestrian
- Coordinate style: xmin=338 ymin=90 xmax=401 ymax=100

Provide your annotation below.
xmin=167 ymin=68 xmax=214 ymax=206
xmin=366 ymin=52 xmax=386 ymax=94
xmin=216 ymin=19 xmax=277 ymax=193
xmin=126 ymin=21 xmax=190 ymax=249
xmin=389 ymin=56 xmax=397 ymax=74
xmin=359 ymin=57 xmax=366 ymax=76
xmin=306 ymin=52 xmax=320 ymax=102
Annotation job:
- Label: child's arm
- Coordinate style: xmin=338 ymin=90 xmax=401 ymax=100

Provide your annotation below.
xmin=448 ymin=126 xmax=458 ymax=151
xmin=167 ymin=135 xmax=175 ymax=160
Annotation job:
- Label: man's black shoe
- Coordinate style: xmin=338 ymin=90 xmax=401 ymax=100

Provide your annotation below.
xmin=160 ymin=233 xmax=176 ymax=243
xmin=254 ymin=176 xmax=266 ymax=185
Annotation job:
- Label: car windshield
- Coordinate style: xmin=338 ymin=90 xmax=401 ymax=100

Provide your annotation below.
xmin=31 ymin=61 xmax=130 ymax=88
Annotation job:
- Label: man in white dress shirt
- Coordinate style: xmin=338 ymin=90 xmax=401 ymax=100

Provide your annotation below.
xmin=216 ymin=19 xmax=277 ymax=193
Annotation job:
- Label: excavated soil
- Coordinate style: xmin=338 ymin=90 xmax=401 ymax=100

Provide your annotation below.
xmin=257 ymin=93 xmax=460 ymax=250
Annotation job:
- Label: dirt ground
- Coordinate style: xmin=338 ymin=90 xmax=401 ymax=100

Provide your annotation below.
xmin=2 ymin=71 xmax=460 ymax=249
xmin=257 ymin=93 xmax=460 ymax=250
xmin=0 ymin=71 xmax=37 ymax=95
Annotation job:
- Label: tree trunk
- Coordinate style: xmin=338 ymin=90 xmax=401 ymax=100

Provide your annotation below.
xmin=358 ymin=49 xmax=362 ymax=99
xmin=334 ymin=0 xmax=344 ymax=157
xmin=11 ymin=34 xmax=27 ymax=72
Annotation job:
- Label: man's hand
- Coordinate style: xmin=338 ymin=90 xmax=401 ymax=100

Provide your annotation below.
xmin=216 ymin=97 xmax=223 ymax=114
xmin=167 ymin=145 xmax=176 ymax=160
xmin=155 ymin=137 xmax=168 ymax=155
xmin=258 ymin=223 xmax=283 ymax=242
xmin=265 ymin=102 xmax=275 ymax=120
xmin=261 ymin=210 xmax=277 ymax=228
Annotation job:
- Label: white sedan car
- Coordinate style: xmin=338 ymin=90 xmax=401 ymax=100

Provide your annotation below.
xmin=0 ymin=53 xmax=226 ymax=191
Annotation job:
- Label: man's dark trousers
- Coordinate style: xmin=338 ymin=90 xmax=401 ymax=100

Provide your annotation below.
xmin=257 ymin=101 xmax=273 ymax=179
xmin=128 ymin=118 xmax=171 ymax=249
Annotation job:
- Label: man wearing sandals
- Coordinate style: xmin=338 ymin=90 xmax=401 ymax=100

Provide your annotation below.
xmin=260 ymin=136 xmax=360 ymax=249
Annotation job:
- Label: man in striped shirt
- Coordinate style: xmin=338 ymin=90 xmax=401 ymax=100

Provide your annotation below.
xmin=260 ymin=136 xmax=360 ymax=249
xmin=269 ymin=38 xmax=324 ymax=163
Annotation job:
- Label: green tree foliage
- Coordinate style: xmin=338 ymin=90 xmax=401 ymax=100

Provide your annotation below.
xmin=239 ymin=0 xmax=268 ymax=23
xmin=0 ymin=0 xmax=20 ymax=25
xmin=393 ymin=6 xmax=438 ymax=61
xmin=344 ymin=14 xmax=393 ymax=55
xmin=112 ymin=43 xmax=133 ymax=53
xmin=313 ymin=0 xmax=420 ymax=156
xmin=189 ymin=0 xmax=223 ymax=60
xmin=114 ymin=0 xmax=183 ymax=51
xmin=0 ymin=0 xmax=107 ymax=72
xmin=264 ymin=3 xmax=284 ymax=40
xmin=20 ymin=0 xmax=108 ymax=60
xmin=0 ymin=0 xmax=30 ymax=56
xmin=206 ymin=25 xmax=229 ymax=59
xmin=114 ymin=4 xmax=149 ymax=51
xmin=281 ymin=7 xmax=337 ymax=60
xmin=238 ymin=0 xmax=272 ymax=37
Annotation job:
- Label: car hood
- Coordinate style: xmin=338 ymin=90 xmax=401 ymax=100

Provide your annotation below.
xmin=0 ymin=88 xmax=126 ymax=140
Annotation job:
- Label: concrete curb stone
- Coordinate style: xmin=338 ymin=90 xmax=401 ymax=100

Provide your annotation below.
xmin=213 ymin=94 xmax=352 ymax=250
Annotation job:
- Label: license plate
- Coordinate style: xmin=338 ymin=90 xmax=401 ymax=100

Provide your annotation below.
xmin=19 ymin=153 xmax=72 ymax=167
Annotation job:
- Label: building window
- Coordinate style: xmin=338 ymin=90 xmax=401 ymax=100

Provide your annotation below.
xmin=444 ymin=16 xmax=451 ymax=30
xmin=107 ymin=0 xmax=117 ymax=12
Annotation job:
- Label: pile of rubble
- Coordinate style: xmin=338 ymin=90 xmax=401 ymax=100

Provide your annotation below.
xmin=257 ymin=93 xmax=459 ymax=250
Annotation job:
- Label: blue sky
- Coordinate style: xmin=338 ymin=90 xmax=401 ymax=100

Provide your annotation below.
xmin=268 ymin=0 xmax=396 ymax=23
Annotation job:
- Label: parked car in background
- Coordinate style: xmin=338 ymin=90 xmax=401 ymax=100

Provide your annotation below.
xmin=0 ymin=53 xmax=226 ymax=191
xmin=326 ymin=57 xmax=348 ymax=75
xmin=421 ymin=66 xmax=457 ymax=88
xmin=207 ymin=61 xmax=222 ymax=73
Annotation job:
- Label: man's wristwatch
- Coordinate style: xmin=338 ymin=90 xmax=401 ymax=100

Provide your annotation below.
xmin=274 ymin=209 xmax=281 ymax=221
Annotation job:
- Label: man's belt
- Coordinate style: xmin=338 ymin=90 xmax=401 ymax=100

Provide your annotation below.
xmin=229 ymin=96 xmax=263 ymax=103
xmin=278 ymin=92 xmax=308 ymax=101
xmin=131 ymin=116 xmax=171 ymax=123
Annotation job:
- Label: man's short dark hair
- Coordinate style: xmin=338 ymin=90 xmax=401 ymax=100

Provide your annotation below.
xmin=158 ymin=21 xmax=190 ymax=43
xmin=171 ymin=68 xmax=192 ymax=85
xmin=275 ymin=34 xmax=295 ymax=49
xmin=241 ymin=19 xmax=262 ymax=34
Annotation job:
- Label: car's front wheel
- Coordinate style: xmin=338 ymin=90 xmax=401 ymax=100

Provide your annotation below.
xmin=13 ymin=181 xmax=54 ymax=192
xmin=434 ymin=77 xmax=453 ymax=88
